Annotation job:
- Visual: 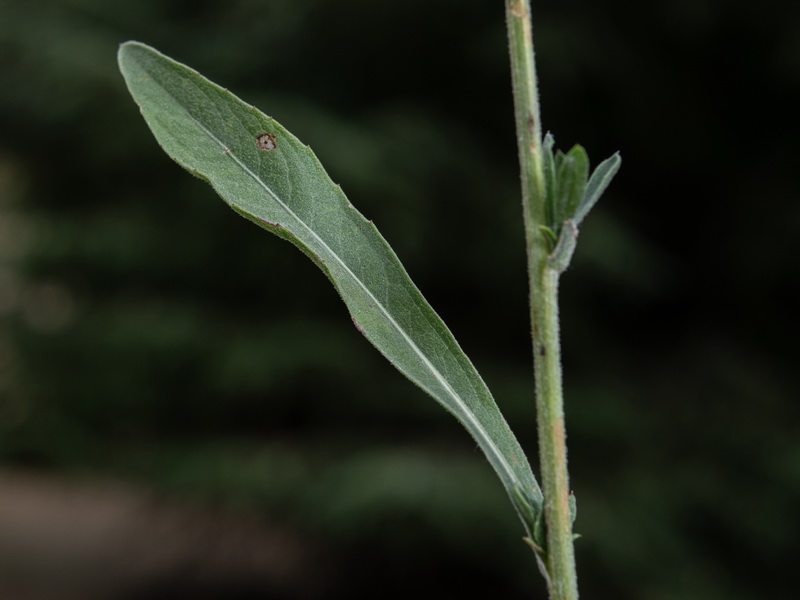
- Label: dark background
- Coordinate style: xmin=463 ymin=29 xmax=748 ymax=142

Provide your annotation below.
xmin=1 ymin=0 xmax=798 ymax=598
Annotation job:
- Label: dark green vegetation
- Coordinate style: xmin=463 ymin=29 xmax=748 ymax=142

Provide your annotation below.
xmin=1 ymin=0 xmax=799 ymax=598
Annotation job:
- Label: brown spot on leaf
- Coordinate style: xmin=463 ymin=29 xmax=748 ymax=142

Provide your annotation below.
xmin=256 ymin=132 xmax=277 ymax=151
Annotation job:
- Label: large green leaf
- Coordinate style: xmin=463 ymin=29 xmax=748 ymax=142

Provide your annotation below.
xmin=118 ymin=41 xmax=542 ymax=537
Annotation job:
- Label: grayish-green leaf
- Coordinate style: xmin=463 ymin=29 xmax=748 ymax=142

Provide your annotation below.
xmin=560 ymin=144 xmax=589 ymax=224
xmin=547 ymin=220 xmax=578 ymax=274
xmin=117 ymin=41 xmax=542 ymax=534
xmin=575 ymin=152 xmax=621 ymax=226
xmin=542 ymin=133 xmax=557 ymax=233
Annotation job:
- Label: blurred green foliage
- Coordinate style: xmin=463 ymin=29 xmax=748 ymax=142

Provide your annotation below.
xmin=0 ymin=0 xmax=798 ymax=598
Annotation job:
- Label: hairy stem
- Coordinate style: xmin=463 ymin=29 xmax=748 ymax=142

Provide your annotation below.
xmin=505 ymin=1 xmax=578 ymax=599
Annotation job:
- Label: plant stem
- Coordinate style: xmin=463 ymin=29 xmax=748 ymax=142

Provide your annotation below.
xmin=505 ymin=1 xmax=579 ymax=599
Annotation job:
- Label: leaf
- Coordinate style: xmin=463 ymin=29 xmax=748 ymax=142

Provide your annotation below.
xmin=547 ymin=220 xmax=578 ymax=274
xmin=542 ymin=136 xmax=590 ymax=239
xmin=559 ymin=144 xmax=589 ymax=224
xmin=574 ymin=151 xmax=621 ymax=226
xmin=117 ymin=41 xmax=543 ymax=535
xmin=542 ymin=133 xmax=557 ymax=233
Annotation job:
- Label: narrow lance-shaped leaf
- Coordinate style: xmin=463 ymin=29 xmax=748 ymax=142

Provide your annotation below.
xmin=118 ymin=42 xmax=543 ymax=537
xmin=574 ymin=152 xmax=621 ymax=226
xmin=559 ymin=144 xmax=589 ymax=224
xmin=542 ymin=133 xmax=557 ymax=234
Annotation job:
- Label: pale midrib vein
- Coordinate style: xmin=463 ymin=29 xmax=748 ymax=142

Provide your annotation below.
xmin=176 ymin=104 xmax=518 ymax=489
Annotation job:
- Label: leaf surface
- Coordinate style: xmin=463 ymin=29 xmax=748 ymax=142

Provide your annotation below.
xmin=576 ymin=152 xmax=621 ymax=226
xmin=118 ymin=41 xmax=542 ymax=536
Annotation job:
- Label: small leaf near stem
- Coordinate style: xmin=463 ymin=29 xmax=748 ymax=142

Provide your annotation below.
xmin=547 ymin=221 xmax=578 ymax=274
xmin=575 ymin=152 xmax=621 ymax=225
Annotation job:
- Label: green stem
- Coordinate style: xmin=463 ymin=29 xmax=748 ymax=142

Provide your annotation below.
xmin=505 ymin=1 xmax=578 ymax=599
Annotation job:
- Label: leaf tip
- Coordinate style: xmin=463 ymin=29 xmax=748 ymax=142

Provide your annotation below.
xmin=117 ymin=40 xmax=146 ymax=58
xmin=117 ymin=40 xmax=159 ymax=77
